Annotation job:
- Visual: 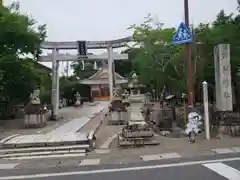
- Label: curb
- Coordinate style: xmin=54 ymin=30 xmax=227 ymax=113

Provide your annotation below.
xmin=88 ymin=108 xmax=108 ymax=149
xmin=76 ymin=105 xmax=106 ymax=133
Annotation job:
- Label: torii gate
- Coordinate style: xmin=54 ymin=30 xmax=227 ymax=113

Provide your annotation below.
xmin=39 ymin=36 xmax=132 ymax=119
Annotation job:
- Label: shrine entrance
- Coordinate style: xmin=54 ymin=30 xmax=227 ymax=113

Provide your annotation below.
xmin=79 ymin=61 xmax=127 ymax=101
xmin=100 ymin=84 xmax=110 ymax=101
xmin=91 ymin=84 xmax=110 ymax=101
xmin=39 ymin=37 xmax=131 ymax=119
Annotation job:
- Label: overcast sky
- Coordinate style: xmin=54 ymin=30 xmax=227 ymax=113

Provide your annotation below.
xmin=6 ymin=0 xmax=238 ymax=41
xmin=4 ymin=0 xmax=239 ymax=72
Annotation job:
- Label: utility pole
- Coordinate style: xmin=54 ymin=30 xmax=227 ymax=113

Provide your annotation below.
xmin=184 ymin=0 xmax=194 ymax=107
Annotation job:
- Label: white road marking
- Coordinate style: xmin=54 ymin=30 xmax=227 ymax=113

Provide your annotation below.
xmin=160 ymin=153 xmax=181 ymax=159
xmin=203 ymin=162 xmax=240 ymax=180
xmin=141 ymin=154 xmax=161 ymax=161
xmin=79 ymin=159 xmax=100 ymax=166
xmin=211 ymin=148 xmax=235 ymax=154
xmin=141 ymin=153 xmax=181 ymax=161
xmin=2 ymin=157 xmax=240 ymax=179
xmin=0 ymin=163 xmax=19 ymax=170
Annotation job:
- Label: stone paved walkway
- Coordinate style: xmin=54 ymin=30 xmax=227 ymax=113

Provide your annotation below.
xmin=0 ymin=104 xmax=97 ymax=140
xmin=0 ymin=102 xmax=109 ymax=147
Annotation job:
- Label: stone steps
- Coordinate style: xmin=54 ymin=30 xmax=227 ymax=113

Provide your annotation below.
xmin=4 ymin=152 xmax=86 ymax=160
xmin=0 ymin=144 xmax=89 ymax=160
xmin=1 ymin=133 xmax=89 ymax=148
xmin=0 ymin=102 xmax=110 ymax=160
xmin=0 ymin=144 xmax=89 ymax=154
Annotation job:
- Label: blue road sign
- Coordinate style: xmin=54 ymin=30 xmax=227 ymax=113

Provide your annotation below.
xmin=173 ymin=22 xmax=192 ymax=45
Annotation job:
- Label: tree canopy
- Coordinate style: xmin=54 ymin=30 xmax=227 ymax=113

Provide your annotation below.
xmin=0 ymin=2 xmax=47 ymax=110
xmin=124 ymin=9 xmax=240 ymax=104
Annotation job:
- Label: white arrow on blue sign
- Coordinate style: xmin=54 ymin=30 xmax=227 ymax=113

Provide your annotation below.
xmin=173 ymin=22 xmax=192 ymax=45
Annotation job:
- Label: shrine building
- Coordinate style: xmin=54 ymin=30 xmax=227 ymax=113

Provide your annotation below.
xmin=79 ymin=65 xmax=127 ymax=101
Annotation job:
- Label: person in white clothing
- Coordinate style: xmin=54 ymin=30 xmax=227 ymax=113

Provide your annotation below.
xmin=185 ymin=111 xmax=203 ymax=143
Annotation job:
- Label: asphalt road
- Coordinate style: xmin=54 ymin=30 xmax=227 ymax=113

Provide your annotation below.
xmin=1 ymin=153 xmax=240 ymax=180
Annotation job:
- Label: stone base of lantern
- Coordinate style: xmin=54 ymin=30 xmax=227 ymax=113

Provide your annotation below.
xmin=24 ymin=113 xmax=47 ymax=128
xmin=107 ymin=111 xmax=130 ymax=125
xmin=74 ymin=100 xmax=82 ymax=107
xmin=129 ymin=94 xmax=145 ymax=103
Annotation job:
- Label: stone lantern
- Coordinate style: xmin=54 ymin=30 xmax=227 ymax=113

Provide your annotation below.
xmin=24 ymin=89 xmax=48 ymax=128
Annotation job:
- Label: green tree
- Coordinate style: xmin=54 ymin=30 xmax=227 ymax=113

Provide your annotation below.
xmin=129 ymin=10 xmax=240 ymax=104
xmin=194 ymin=10 xmax=240 ymax=104
xmin=71 ymin=61 xmax=98 ymax=80
xmin=129 ymin=15 xmax=186 ymax=96
xmin=0 ymin=2 xmax=46 ymax=107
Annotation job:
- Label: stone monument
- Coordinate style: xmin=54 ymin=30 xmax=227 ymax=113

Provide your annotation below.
xmin=74 ymin=92 xmax=81 ymax=107
xmin=214 ymin=44 xmax=233 ymax=111
xmin=24 ymin=89 xmax=47 ymax=128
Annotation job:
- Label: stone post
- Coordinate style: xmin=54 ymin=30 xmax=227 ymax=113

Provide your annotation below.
xmin=202 ymin=81 xmax=210 ymax=140
xmin=214 ymin=44 xmax=233 ymax=111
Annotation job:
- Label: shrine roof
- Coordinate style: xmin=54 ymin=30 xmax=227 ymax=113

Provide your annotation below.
xmin=87 ymin=67 xmax=125 ymax=80
xmin=79 ymin=79 xmax=127 ymax=85
xmin=79 ymin=67 xmax=127 ymax=85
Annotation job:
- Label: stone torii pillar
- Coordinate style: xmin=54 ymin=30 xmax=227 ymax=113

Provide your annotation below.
xmin=40 ymin=37 xmax=132 ymax=119
xmin=51 ymin=48 xmax=59 ymax=119
xmin=107 ymin=45 xmax=114 ymax=100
